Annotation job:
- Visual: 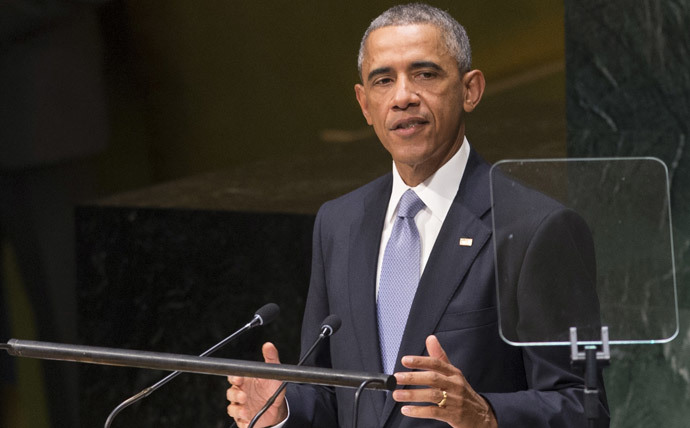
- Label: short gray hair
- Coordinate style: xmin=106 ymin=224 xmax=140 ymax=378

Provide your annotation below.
xmin=357 ymin=3 xmax=472 ymax=80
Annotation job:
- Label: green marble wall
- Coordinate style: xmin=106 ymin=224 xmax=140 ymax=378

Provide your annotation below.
xmin=565 ymin=1 xmax=690 ymax=426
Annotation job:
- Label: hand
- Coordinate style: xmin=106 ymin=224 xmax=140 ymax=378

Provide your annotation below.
xmin=392 ymin=335 xmax=498 ymax=428
xmin=226 ymin=342 xmax=288 ymax=428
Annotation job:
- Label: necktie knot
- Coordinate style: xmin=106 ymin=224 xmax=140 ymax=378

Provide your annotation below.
xmin=398 ymin=189 xmax=425 ymax=219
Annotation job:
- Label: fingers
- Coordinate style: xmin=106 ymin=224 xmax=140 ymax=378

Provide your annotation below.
xmin=399 ymin=355 xmax=459 ymax=378
xmin=226 ymin=401 xmax=250 ymax=425
xmin=393 ymin=388 xmax=455 ymax=424
xmin=226 ymin=385 xmax=246 ymax=404
xmin=262 ymin=342 xmax=281 ymax=364
xmin=394 ymin=369 xmax=458 ymax=390
xmin=392 ymin=386 xmax=447 ymax=405
xmin=425 ymin=335 xmax=450 ymax=363
xmin=392 ymin=336 xmax=498 ymax=427
xmin=226 ymin=384 xmax=250 ymax=423
xmin=397 ymin=336 xmax=458 ymax=378
xmin=400 ymin=402 xmax=447 ymax=420
xmin=397 ymin=385 xmax=498 ymax=427
xmin=228 ymin=375 xmax=244 ymax=387
xmin=226 ymin=343 xmax=287 ymax=427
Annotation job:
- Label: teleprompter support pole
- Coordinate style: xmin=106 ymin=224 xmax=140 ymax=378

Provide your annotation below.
xmin=570 ymin=327 xmax=610 ymax=428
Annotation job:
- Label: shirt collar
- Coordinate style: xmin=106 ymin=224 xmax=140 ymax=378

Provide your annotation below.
xmin=387 ymin=137 xmax=470 ymax=223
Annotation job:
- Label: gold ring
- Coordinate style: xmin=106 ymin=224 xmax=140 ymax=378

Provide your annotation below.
xmin=437 ymin=390 xmax=447 ymax=408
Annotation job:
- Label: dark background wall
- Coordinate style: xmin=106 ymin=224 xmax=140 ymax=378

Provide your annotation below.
xmin=93 ymin=0 xmax=568 ymax=188
xmin=2 ymin=0 xmax=688 ymax=427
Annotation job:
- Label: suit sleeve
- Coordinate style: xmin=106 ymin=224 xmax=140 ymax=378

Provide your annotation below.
xmin=284 ymin=205 xmax=339 ymax=427
xmin=485 ymin=207 xmax=609 ymax=427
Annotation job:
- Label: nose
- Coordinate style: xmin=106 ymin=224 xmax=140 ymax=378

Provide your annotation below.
xmin=391 ymin=77 xmax=420 ymax=110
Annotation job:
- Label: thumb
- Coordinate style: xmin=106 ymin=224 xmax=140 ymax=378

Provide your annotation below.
xmin=262 ymin=342 xmax=281 ymax=364
xmin=426 ymin=335 xmax=450 ymax=363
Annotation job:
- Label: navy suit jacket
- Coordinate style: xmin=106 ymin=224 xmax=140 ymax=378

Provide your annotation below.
xmin=285 ymin=148 xmax=609 ymax=427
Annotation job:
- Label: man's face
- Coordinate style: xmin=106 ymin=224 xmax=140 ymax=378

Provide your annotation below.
xmin=355 ymin=24 xmax=468 ymax=180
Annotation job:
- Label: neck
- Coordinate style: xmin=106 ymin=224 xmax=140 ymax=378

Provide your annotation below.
xmin=395 ymin=137 xmax=464 ymax=187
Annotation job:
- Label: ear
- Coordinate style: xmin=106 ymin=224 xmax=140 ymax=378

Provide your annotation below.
xmin=354 ymin=83 xmax=373 ymax=125
xmin=462 ymin=70 xmax=486 ymax=113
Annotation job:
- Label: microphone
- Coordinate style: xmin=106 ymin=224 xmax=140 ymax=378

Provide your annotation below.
xmin=248 ymin=303 xmax=281 ymax=329
xmin=246 ymin=314 xmax=341 ymax=428
xmin=104 ymin=303 xmax=279 ymax=428
xmin=318 ymin=314 xmax=341 ymax=338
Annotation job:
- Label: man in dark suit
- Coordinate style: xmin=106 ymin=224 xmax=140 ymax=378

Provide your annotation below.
xmin=227 ymin=4 xmax=608 ymax=427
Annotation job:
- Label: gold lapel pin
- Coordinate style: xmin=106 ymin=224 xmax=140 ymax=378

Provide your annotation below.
xmin=459 ymin=238 xmax=473 ymax=247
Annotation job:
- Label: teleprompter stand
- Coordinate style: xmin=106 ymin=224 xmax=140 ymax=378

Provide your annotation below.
xmin=491 ymin=157 xmax=680 ymax=428
xmin=570 ymin=326 xmax=610 ymax=428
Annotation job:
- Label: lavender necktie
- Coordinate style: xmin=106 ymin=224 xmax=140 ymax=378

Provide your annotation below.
xmin=377 ymin=189 xmax=426 ymax=374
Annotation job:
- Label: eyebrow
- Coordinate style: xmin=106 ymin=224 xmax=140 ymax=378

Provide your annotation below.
xmin=366 ymin=67 xmax=392 ymax=83
xmin=411 ymin=61 xmax=444 ymax=73
xmin=366 ymin=61 xmax=445 ymax=83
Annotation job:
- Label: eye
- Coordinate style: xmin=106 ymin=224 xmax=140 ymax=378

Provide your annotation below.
xmin=373 ymin=77 xmax=394 ymax=86
xmin=416 ymin=71 xmax=436 ymax=80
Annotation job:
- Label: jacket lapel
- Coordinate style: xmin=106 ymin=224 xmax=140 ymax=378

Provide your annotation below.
xmin=380 ymin=149 xmax=493 ymax=425
xmin=347 ymin=174 xmax=392 ymax=421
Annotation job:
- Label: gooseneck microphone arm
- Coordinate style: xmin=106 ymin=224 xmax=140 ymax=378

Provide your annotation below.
xmin=246 ymin=315 xmax=342 ymax=428
xmin=104 ymin=303 xmax=280 ymax=428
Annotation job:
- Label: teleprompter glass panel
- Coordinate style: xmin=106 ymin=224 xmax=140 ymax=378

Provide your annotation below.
xmin=490 ymin=158 xmax=678 ymax=346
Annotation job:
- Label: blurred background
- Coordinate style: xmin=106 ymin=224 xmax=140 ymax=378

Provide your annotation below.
xmin=64 ymin=0 xmax=566 ymax=187
xmin=1 ymin=0 xmax=688 ymax=427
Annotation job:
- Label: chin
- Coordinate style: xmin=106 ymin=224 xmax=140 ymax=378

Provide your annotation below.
xmin=390 ymin=145 xmax=433 ymax=162
xmin=391 ymin=154 xmax=433 ymax=169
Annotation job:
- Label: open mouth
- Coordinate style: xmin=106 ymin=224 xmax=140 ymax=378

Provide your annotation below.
xmin=391 ymin=118 xmax=429 ymax=130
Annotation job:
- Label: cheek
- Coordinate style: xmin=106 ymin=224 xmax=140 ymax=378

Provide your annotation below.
xmin=369 ymin=105 xmax=390 ymax=128
xmin=432 ymin=102 xmax=463 ymax=131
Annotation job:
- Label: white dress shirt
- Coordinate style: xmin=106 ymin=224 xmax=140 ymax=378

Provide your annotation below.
xmin=376 ymin=138 xmax=470 ymax=294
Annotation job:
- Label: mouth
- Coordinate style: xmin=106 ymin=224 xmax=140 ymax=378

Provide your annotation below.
xmin=390 ymin=117 xmax=429 ymax=131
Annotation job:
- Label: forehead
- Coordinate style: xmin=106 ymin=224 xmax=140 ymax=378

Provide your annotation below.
xmin=362 ymin=24 xmax=452 ymax=71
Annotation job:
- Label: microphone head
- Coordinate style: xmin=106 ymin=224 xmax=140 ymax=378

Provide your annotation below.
xmin=254 ymin=303 xmax=280 ymax=326
xmin=320 ymin=314 xmax=342 ymax=337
